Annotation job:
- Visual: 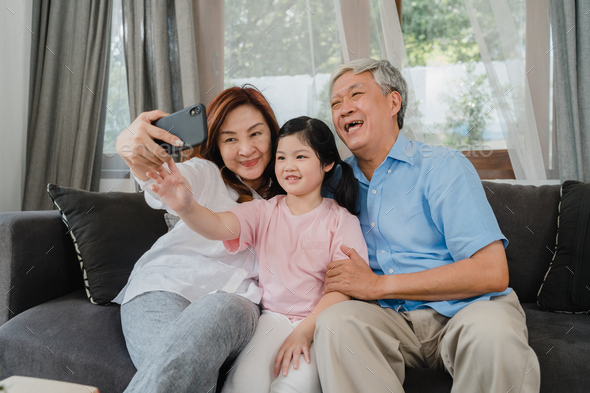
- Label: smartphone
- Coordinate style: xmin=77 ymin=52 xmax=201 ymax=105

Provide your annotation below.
xmin=153 ymin=104 xmax=208 ymax=154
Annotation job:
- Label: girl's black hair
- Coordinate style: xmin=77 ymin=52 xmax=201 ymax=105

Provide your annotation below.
xmin=277 ymin=116 xmax=358 ymax=215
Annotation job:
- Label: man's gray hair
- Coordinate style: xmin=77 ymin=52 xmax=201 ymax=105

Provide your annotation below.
xmin=329 ymin=58 xmax=408 ymax=130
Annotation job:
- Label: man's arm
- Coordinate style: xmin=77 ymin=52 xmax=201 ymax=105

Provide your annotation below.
xmin=324 ymin=241 xmax=508 ymax=301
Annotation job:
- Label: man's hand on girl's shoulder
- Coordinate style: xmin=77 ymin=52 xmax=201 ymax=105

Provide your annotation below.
xmin=324 ymin=245 xmax=382 ymax=300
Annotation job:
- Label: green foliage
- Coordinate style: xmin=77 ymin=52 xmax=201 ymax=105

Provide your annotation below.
xmin=224 ymin=0 xmax=342 ymax=78
xmin=438 ymin=62 xmax=492 ymax=148
xmin=401 ymin=0 xmax=480 ymax=66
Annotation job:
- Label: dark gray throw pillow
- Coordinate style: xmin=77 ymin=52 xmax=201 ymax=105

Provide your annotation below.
xmin=47 ymin=184 xmax=168 ymax=305
xmin=537 ymin=181 xmax=590 ymax=313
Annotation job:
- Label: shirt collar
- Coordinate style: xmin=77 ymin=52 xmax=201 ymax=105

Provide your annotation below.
xmin=347 ymin=132 xmax=414 ymax=184
xmin=387 ymin=132 xmax=414 ymax=166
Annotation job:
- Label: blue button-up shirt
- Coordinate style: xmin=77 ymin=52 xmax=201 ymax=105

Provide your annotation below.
xmin=341 ymin=133 xmax=510 ymax=318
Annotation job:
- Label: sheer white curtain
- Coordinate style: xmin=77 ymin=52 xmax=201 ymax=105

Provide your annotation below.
xmin=464 ymin=0 xmax=547 ymax=181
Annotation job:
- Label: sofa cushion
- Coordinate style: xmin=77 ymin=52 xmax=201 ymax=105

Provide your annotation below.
xmin=522 ymin=302 xmax=590 ymax=392
xmin=47 ymin=184 xmax=168 ymax=305
xmin=482 ymin=182 xmax=561 ymax=302
xmin=537 ymin=181 xmax=590 ymax=313
xmin=0 ymin=290 xmax=136 ymax=393
xmin=164 ymin=212 xmax=181 ymax=231
xmin=403 ymin=368 xmax=452 ymax=392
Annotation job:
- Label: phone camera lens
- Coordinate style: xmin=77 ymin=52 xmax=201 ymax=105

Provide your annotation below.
xmin=190 ymin=108 xmax=196 ymax=116
xmin=194 ymin=106 xmax=201 ymax=115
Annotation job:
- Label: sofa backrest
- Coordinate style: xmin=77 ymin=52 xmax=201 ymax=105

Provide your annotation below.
xmin=482 ymin=181 xmax=561 ymax=303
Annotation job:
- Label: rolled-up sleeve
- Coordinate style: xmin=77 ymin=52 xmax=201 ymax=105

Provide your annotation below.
xmin=330 ymin=214 xmax=369 ymax=264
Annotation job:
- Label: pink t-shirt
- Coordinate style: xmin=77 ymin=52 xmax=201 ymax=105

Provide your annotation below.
xmin=224 ymin=195 xmax=369 ymax=321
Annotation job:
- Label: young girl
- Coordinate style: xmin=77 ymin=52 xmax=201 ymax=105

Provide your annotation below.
xmin=147 ymin=116 xmax=369 ymax=392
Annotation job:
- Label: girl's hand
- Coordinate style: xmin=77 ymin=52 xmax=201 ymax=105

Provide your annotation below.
xmin=146 ymin=160 xmax=195 ymax=215
xmin=273 ymin=327 xmax=313 ymax=378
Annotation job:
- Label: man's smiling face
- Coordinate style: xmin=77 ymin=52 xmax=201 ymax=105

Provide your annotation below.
xmin=330 ymin=71 xmax=401 ymax=159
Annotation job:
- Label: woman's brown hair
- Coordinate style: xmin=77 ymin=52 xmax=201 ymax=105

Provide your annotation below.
xmin=182 ymin=85 xmax=282 ymax=203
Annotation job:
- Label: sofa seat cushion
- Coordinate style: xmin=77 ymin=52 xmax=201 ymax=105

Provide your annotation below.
xmin=522 ymin=302 xmax=590 ymax=392
xmin=0 ymin=290 xmax=136 ymax=393
xmin=403 ymin=368 xmax=452 ymax=392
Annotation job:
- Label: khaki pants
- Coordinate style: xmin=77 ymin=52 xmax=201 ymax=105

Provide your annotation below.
xmin=314 ymin=291 xmax=540 ymax=393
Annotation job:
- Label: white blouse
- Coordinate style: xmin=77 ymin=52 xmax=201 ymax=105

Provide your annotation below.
xmin=112 ymin=157 xmax=263 ymax=305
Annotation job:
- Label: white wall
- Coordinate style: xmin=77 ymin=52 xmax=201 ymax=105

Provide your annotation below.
xmin=0 ymin=0 xmax=33 ymax=212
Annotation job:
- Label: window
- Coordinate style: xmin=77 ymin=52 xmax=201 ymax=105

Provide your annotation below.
xmin=100 ymin=0 xmax=134 ymax=192
xmin=101 ymin=0 xmax=555 ymax=184
xmin=400 ymin=0 xmax=510 ymax=151
xmin=398 ymin=0 xmax=555 ymax=180
xmin=221 ymin=0 xmax=513 ymax=158
xmin=224 ymin=0 xmax=341 ymax=131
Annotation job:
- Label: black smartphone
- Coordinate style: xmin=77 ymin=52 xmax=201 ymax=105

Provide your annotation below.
xmin=153 ymin=104 xmax=208 ymax=154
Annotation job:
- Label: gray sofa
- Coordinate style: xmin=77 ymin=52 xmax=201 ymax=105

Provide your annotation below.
xmin=1 ymin=181 xmax=589 ymax=393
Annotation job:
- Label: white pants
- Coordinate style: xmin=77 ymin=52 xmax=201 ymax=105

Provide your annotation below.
xmin=221 ymin=310 xmax=322 ymax=393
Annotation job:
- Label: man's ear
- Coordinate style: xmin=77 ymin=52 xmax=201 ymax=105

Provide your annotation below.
xmin=390 ymin=91 xmax=402 ymax=118
xmin=324 ymin=161 xmax=335 ymax=173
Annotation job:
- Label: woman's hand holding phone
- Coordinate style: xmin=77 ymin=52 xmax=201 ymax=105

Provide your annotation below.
xmin=116 ymin=109 xmax=184 ymax=181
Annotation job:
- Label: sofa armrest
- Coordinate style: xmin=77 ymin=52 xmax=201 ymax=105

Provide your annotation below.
xmin=0 ymin=210 xmax=82 ymax=325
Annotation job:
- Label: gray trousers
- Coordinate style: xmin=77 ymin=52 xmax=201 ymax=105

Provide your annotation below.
xmin=121 ymin=291 xmax=260 ymax=393
xmin=315 ymin=291 xmax=540 ymax=393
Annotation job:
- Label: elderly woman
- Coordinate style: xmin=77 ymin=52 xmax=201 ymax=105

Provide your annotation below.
xmin=114 ymin=86 xmax=282 ymax=393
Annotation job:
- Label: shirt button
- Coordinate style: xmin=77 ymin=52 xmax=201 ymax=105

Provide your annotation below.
xmin=388 ymin=169 xmax=391 ymax=173
xmin=371 ymin=222 xmax=375 ymax=227
xmin=372 ymin=189 xmax=377 ymax=194
xmin=381 ymin=250 xmax=385 ymax=253
xmin=389 ymin=268 xmax=394 ymax=274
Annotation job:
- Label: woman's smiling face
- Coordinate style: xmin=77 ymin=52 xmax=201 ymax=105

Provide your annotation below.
xmin=217 ymin=105 xmax=273 ymax=191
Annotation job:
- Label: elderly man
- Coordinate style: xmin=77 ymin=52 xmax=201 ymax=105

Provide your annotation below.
xmin=315 ymin=58 xmax=540 ymax=393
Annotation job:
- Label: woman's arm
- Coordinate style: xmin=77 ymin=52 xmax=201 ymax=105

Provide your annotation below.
xmin=273 ymin=291 xmax=350 ymax=377
xmin=147 ymin=160 xmax=240 ymax=241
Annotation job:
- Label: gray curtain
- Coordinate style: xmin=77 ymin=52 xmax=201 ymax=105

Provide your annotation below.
xmin=23 ymin=0 xmax=113 ymax=211
xmin=550 ymin=0 xmax=590 ymax=182
xmin=122 ymin=0 xmax=200 ymax=120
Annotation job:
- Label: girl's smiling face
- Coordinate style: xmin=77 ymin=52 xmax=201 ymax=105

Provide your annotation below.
xmin=275 ymin=134 xmax=334 ymax=199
